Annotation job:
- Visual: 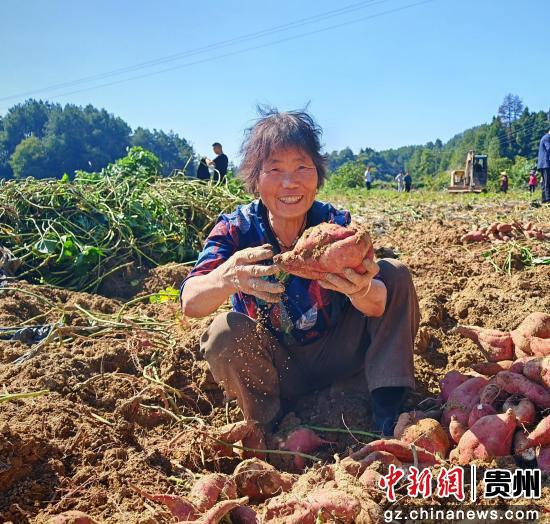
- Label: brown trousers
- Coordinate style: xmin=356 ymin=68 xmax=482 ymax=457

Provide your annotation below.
xmin=200 ymin=259 xmax=419 ymax=425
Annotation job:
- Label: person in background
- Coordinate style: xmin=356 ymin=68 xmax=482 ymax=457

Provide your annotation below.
xmin=528 ymin=169 xmax=538 ymax=196
xmin=395 ymin=172 xmax=404 ymax=192
xmin=364 ymin=166 xmax=372 ymax=190
xmin=208 ymin=142 xmax=229 ymax=181
xmin=404 ymin=171 xmax=412 ymax=193
xmin=537 ymin=128 xmax=550 ymax=204
xmin=499 ymin=171 xmax=509 ymax=193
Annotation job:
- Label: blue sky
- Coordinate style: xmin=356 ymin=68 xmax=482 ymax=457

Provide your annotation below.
xmin=1 ymin=0 xmax=548 ymax=161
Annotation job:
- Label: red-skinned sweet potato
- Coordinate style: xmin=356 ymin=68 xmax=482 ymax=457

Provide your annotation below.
xmin=471 ymin=360 xmax=514 ymax=376
xmin=131 ymin=485 xmax=198 ymax=521
xmin=276 ymin=428 xmax=331 ymax=470
xmin=350 ymin=439 xmax=440 ymax=465
xmin=449 ymin=416 xmax=467 ymax=444
xmin=449 ymin=409 xmax=517 ymax=465
xmin=273 ymin=222 xmax=374 ymax=280
xmin=516 ymin=415 xmax=550 ymax=451
xmin=442 ymin=376 xmax=489 ymax=428
xmin=495 ymin=371 xmax=550 ymax=409
xmin=455 ymin=325 xmax=513 ymax=362
xmin=468 ymin=403 xmax=497 ymax=428
xmin=263 ymin=489 xmax=361 ymax=524
xmin=537 ymin=446 xmax=550 ymax=474
xmin=49 ymin=511 xmax=98 ymax=524
xmin=233 ymin=458 xmax=295 ymax=503
xmin=508 ymin=356 xmax=537 ymax=374
xmin=393 ymin=410 xmax=427 ymax=439
xmin=501 ymin=397 xmax=536 ymax=426
xmin=189 ymin=473 xmax=237 ymax=512
xmin=439 ymin=371 xmax=471 ymax=402
xmin=511 ymin=312 xmax=550 ymax=356
xmin=358 ymin=468 xmax=383 ymax=490
xmin=178 ymin=497 xmax=250 ymax=524
xmin=530 ymin=337 xmax=550 ymax=357
xmin=399 ymin=418 xmax=450 ymax=458
xmin=522 ymin=356 xmax=550 ymax=388
xmin=230 ymin=506 xmax=259 ymax=524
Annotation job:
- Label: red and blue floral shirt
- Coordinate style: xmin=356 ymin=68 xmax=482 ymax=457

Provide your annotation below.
xmin=180 ymin=199 xmax=357 ymax=346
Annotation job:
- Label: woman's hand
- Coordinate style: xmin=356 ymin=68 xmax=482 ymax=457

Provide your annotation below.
xmin=220 ymin=244 xmax=284 ymax=303
xmin=318 ymin=258 xmax=387 ymax=317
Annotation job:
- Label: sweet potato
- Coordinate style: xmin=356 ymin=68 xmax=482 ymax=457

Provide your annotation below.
xmin=233 ymin=458 xmax=295 ymax=503
xmin=522 ymin=356 xmax=550 ymax=388
xmin=536 ymin=446 xmax=550 ymax=474
xmin=179 ymin=497 xmax=249 ymax=524
xmin=49 ymin=511 xmax=98 ymax=524
xmin=230 ymin=506 xmax=259 ymax=524
xmin=350 ymin=439 xmax=440 ymax=465
xmin=449 ymin=416 xmax=467 ymax=444
xmin=530 ymin=336 xmax=550 ymax=357
xmin=131 ymin=485 xmax=197 ymax=521
xmin=471 ymin=360 xmax=514 ymax=376
xmin=400 ymin=418 xmax=450 ymax=458
xmin=442 ymin=376 xmax=489 ymax=427
xmin=359 ymin=450 xmax=402 ymax=468
xmin=455 ymin=325 xmax=513 ymax=362
xmin=461 ymin=231 xmax=488 ymax=243
xmin=393 ymin=410 xmax=427 ymax=439
xmin=264 ymin=489 xmax=361 ymax=524
xmin=511 ymin=312 xmax=550 ymax=356
xmin=358 ymin=468 xmax=383 ymax=490
xmin=277 ymin=428 xmax=330 ymax=470
xmin=439 ymin=371 xmax=471 ymax=402
xmin=273 ymin=222 xmax=374 ymax=280
xmin=495 ymin=371 xmax=550 ymax=409
xmin=216 ymin=420 xmax=266 ymax=459
xmin=516 ymin=415 xmax=550 ymax=451
xmin=501 ymin=397 xmax=536 ymax=426
xmin=189 ymin=473 xmax=238 ymax=511
xmin=513 ymin=429 xmax=536 ymax=462
xmin=479 ymin=377 xmax=505 ymax=405
xmin=449 ymin=409 xmax=516 ymax=465
xmin=508 ymin=356 xmax=537 ymax=374
xmin=468 ymin=404 xmax=497 ymax=428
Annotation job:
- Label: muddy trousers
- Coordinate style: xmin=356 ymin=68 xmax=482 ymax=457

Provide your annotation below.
xmin=200 ymin=259 xmax=420 ymax=425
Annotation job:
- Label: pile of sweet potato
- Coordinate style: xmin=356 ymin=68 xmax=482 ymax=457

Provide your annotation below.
xmin=460 ymin=221 xmax=548 ymax=243
xmin=273 ymin=222 xmax=375 ymax=280
xmin=441 ymin=311 xmax=550 ymax=471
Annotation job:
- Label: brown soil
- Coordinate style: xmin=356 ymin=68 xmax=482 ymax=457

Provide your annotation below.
xmin=0 ymin=200 xmax=548 ymax=523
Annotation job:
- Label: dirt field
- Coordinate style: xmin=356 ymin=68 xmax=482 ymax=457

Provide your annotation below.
xmin=1 ymin=195 xmax=549 ymax=523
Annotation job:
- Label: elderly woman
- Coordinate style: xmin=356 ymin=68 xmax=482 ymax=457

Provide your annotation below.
xmin=180 ymin=109 xmax=419 ymax=436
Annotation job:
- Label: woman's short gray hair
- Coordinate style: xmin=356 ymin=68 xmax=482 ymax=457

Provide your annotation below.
xmin=238 ymin=107 xmax=327 ymax=193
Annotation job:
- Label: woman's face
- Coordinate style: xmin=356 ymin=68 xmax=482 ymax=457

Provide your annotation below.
xmin=257 ymin=147 xmax=318 ymax=220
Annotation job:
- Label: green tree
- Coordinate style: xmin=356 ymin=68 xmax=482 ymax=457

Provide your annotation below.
xmin=9 ymin=136 xmax=50 ymax=178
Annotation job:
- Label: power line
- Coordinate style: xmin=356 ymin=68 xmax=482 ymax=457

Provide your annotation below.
xmin=0 ymin=0 xmax=434 ymax=109
xmin=0 ymin=0 xmax=389 ymax=103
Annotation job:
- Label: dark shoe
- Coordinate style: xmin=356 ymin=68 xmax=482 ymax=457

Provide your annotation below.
xmin=371 ymin=387 xmax=408 ymax=436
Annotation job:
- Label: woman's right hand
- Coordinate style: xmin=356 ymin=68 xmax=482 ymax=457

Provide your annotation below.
xmin=220 ymin=244 xmax=284 ymax=303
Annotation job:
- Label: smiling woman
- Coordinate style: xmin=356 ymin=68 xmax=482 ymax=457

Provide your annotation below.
xmin=179 ymin=108 xmax=420 ymax=440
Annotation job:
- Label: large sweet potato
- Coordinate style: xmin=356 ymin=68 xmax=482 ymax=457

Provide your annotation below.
xmin=442 ymin=376 xmax=489 ymax=428
xmin=522 ymin=356 xmax=550 ymax=388
xmin=399 ymin=418 xmax=450 ymax=458
xmin=439 ymin=371 xmax=471 ymax=402
xmin=455 ymin=325 xmax=513 ymax=362
xmin=276 ymin=428 xmax=330 ymax=470
xmin=495 ymin=371 xmax=550 ymax=409
xmin=511 ymin=312 xmax=550 ymax=356
xmin=467 ymin=403 xmax=497 ymax=428
xmin=273 ymin=222 xmax=374 ymax=280
xmin=449 ymin=410 xmax=517 ymax=465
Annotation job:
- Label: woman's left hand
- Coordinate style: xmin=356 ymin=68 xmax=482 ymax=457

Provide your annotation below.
xmin=318 ymin=258 xmax=379 ymax=297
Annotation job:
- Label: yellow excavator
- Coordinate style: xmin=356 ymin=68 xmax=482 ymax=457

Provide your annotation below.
xmin=448 ymin=150 xmax=488 ymax=193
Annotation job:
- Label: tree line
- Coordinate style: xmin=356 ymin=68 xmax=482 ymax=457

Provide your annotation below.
xmin=0 ymin=99 xmax=194 ymax=179
xmin=327 ymin=95 xmax=550 ymax=189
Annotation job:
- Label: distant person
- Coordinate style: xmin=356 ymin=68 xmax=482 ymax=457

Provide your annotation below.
xmin=196 ymin=157 xmax=211 ymax=180
xmin=364 ymin=167 xmax=372 ymax=190
xmin=404 ymin=172 xmax=412 ymax=193
xmin=537 ymin=128 xmax=550 ymax=204
xmin=528 ymin=170 xmax=538 ymax=196
xmin=499 ymin=171 xmax=509 ymax=193
xmin=395 ymin=172 xmax=404 ymax=192
xmin=208 ymin=142 xmax=229 ymax=181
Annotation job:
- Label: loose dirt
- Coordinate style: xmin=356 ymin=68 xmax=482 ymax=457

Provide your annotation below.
xmin=1 ymin=200 xmax=548 ymax=523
